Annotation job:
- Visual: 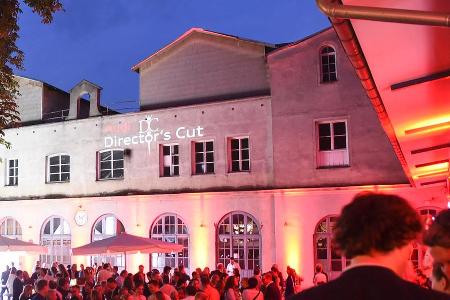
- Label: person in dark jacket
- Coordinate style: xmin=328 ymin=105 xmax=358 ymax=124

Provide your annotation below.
xmin=262 ymin=272 xmax=281 ymax=300
xmin=285 ymin=267 xmax=295 ymax=298
xmin=12 ymin=270 xmax=24 ymax=300
xmin=1 ymin=265 xmax=10 ymax=299
xmin=291 ymin=193 xmax=449 ymax=300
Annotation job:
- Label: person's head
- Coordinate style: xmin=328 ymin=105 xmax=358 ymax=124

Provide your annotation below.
xmin=333 ymin=193 xmax=422 ymax=274
xmin=431 ymin=262 xmax=450 ymax=294
xmin=424 ymin=209 xmax=450 ymax=278
xmin=247 ymin=277 xmax=258 ymax=289
xmin=271 ymin=264 xmax=279 ymax=272
xmin=315 ymin=263 xmax=323 ymax=273
xmin=120 ymin=270 xmax=128 ymax=278
xmin=262 ymin=272 xmax=273 ymax=285
xmin=216 ymin=263 xmax=224 ymax=272
xmin=152 ymin=291 xmax=166 ymax=300
xmin=113 ymin=266 xmax=118 ymax=274
xmin=71 ymin=264 xmax=77 ymax=271
xmin=138 ymin=265 xmax=144 ymax=273
xmin=253 ymin=267 xmax=260 ymax=276
xmin=106 ymin=277 xmax=117 ymax=290
xmin=191 ymin=271 xmax=199 ymax=280
xmin=134 ymin=282 xmax=144 ymax=295
xmin=224 ymin=276 xmax=237 ymax=290
xmin=210 ymin=274 xmax=219 ymax=286
xmin=148 ymin=279 xmax=160 ymax=293
xmin=229 ymin=258 xmax=235 ymax=264
xmin=172 ymin=272 xmax=180 ymax=285
xmin=46 ymin=289 xmax=57 ymax=300
xmin=10 ymin=267 xmax=17 ymax=275
xmin=16 ymin=270 xmax=23 ymax=279
xmin=202 ymin=267 xmax=210 ymax=276
xmin=190 ymin=278 xmax=200 ymax=291
xmin=80 ymin=264 xmax=84 ymax=271
xmin=200 ymin=275 xmax=210 ymax=287
xmin=163 ymin=266 xmax=171 ymax=275
xmin=36 ymin=279 xmax=49 ymax=296
xmin=178 ymin=265 xmax=185 ymax=274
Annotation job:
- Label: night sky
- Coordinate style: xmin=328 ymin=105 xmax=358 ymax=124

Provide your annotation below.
xmin=16 ymin=0 xmax=329 ymax=112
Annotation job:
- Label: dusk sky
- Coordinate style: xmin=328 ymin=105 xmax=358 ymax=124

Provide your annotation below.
xmin=17 ymin=1 xmax=330 ymax=111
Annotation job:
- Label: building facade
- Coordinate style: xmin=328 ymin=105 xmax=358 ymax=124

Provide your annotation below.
xmin=0 ymin=28 xmax=447 ymax=285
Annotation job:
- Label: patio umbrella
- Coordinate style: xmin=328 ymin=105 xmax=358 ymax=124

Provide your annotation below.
xmin=72 ymin=232 xmax=184 ymax=256
xmin=0 ymin=235 xmax=47 ymax=253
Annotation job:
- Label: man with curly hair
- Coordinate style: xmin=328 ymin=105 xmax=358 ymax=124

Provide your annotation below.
xmin=292 ymin=192 xmax=449 ymax=299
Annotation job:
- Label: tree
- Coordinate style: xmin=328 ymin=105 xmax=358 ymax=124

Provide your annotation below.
xmin=0 ymin=0 xmax=62 ymax=147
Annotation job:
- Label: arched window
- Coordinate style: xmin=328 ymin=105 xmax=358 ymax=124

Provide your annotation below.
xmin=41 ymin=216 xmax=71 ymax=266
xmin=217 ymin=212 xmax=261 ymax=278
xmin=91 ymin=214 xmax=125 ymax=270
xmin=314 ymin=215 xmax=348 ymax=281
xmin=150 ymin=214 xmax=189 ymax=273
xmin=410 ymin=207 xmax=442 ymax=270
xmin=0 ymin=217 xmax=22 ymax=240
xmin=320 ymin=46 xmax=337 ymax=83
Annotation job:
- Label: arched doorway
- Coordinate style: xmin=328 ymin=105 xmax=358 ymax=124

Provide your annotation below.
xmin=91 ymin=214 xmax=126 ymax=270
xmin=314 ymin=215 xmax=349 ymax=280
xmin=40 ymin=216 xmax=71 ymax=267
xmin=150 ymin=214 xmax=189 ymax=273
xmin=217 ymin=212 xmax=261 ymax=278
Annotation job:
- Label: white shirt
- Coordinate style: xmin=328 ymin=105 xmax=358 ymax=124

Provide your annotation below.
xmin=226 ymin=262 xmax=240 ymax=276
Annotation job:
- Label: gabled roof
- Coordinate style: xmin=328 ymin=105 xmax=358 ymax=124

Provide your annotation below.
xmin=267 ymin=27 xmax=333 ymax=57
xmin=69 ymin=79 xmax=103 ymax=92
xmin=132 ymin=28 xmax=278 ymax=73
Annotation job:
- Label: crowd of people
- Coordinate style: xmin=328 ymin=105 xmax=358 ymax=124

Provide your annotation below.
xmin=0 ymin=193 xmax=448 ymax=299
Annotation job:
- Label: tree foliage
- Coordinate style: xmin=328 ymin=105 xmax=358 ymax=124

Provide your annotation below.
xmin=0 ymin=0 xmax=62 ymax=147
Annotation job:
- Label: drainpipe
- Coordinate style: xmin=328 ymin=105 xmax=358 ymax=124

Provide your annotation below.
xmin=317 ymin=0 xmax=450 ymax=27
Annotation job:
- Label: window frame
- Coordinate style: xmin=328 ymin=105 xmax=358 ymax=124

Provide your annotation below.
xmin=216 ymin=211 xmax=261 ymax=279
xmin=46 ymin=153 xmax=71 ymax=183
xmin=319 ymin=45 xmax=338 ymax=83
xmin=40 ymin=216 xmax=72 ymax=266
xmin=97 ymin=149 xmax=125 ymax=181
xmin=159 ymin=144 xmax=180 ymax=177
xmin=192 ymin=140 xmax=215 ymax=175
xmin=150 ymin=213 xmax=190 ymax=273
xmin=0 ymin=217 xmax=22 ymax=240
xmin=313 ymin=215 xmax=349 ymax=281
xmin=317 ymin=120 xmax=348 ymax=152
xmin=91 ymin=214 xmax=126 ymax=271
xmin=228 ymin=137 xmax=251 ymax=173
xmin=6 ymin=159 xmax=18 ymax=186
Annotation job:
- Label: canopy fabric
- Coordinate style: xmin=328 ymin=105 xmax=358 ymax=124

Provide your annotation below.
xmin=0 ymin=235 xmax=47 ymax=253
xmin=72 ymin=232 xmax=184 ymax=256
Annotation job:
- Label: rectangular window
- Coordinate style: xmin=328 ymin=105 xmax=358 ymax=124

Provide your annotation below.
xmin=47 ymin=154 xmax=70 ymax=183
xmin=6 ymin=159 xmax=18 ymax=186
xmin=317 ymin=121 xmax=349 ymax=168
xmin=229 ymin=137 xmax=250 ymax=172
xmin=98 ymin=150 xmax=124 ymax=180
xmin=193 ymin=141 xmax=214 ymax=175
xmin=160 ymin=144 xmax=180 ymax=177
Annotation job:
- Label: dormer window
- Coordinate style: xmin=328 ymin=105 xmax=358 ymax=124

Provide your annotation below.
xmin=320 ymin=46 xmax=337 ymax=83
